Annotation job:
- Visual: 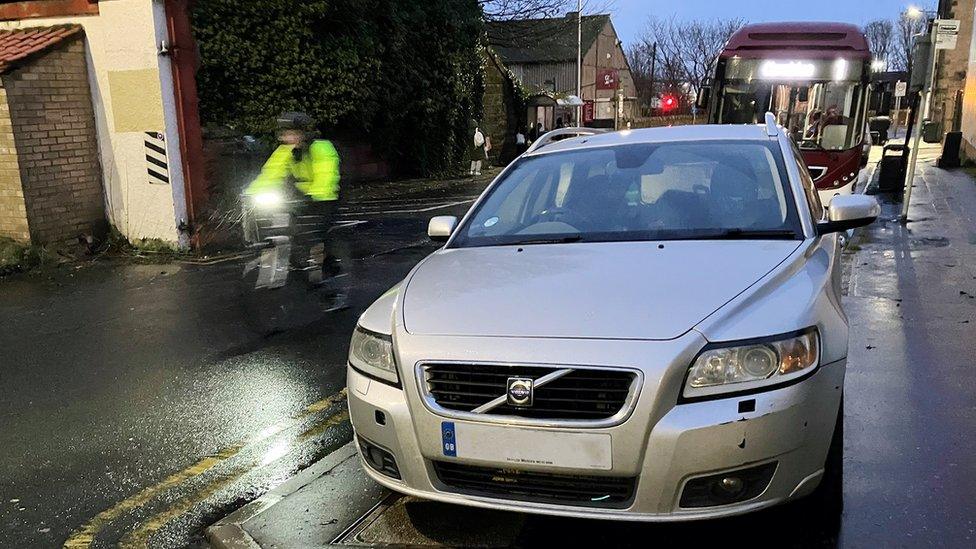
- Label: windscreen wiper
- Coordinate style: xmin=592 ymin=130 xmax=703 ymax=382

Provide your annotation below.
xmin=510 ymin=234 xmax=584 ymax=245
xmin=700 ymin=229 xmax=800 ymax=240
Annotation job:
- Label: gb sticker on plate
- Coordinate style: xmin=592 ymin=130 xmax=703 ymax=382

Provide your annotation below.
xmin=441 ymin=421 xmax=457 ymax=457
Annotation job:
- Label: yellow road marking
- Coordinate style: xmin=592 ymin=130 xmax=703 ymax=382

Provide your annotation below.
xmin=298 ymin=409 xmax=351 ymax=442
xmin=119 ymin=407 xmax=351 ymax=547
xmin=63 ymin=389 xmax=349 ymax=548
xmin=62 ymin=447 xmax=240 ymax=548
xmin=300 ymin=387 xmax=348 ymax=416
xmin=118 ymin=467 xmax=249 ymax=549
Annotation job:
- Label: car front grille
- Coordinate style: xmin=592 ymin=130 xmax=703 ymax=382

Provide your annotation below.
xmin=421 ymin=363 xmax=638 ymax=422
xmin=433 ymin=461 xmax=636 ymax=508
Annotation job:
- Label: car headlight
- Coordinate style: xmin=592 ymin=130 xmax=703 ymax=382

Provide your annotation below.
xmin=349 ymin=326 xmax=398 ymax=384
xmin=252 ymin=191 xmax=283 ymax=208
xmin=682 ymin=329 xmax=820 ymax=400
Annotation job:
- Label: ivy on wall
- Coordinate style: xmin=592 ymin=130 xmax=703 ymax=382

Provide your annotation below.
xmin=192 ymin=0 xmax=484 ymax=176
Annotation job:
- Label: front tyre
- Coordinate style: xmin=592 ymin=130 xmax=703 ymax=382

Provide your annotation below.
xmin=809 ymin=396 xmax=844 ymax=513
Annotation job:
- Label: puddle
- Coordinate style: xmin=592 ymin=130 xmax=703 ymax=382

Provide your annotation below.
xmin=909 ymin=237 xmax=950 ymax=248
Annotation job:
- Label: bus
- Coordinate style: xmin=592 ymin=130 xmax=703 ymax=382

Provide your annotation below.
xmin=700 ymin=22 xmax=872 ymax=205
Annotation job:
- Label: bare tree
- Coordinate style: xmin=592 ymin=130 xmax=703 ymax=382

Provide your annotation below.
xmin=895 ymin=10 xmax=929 ymax=72
xmin=479 ymin=0 xmax=613 ymax=20
xmin=479 ymin=0 xmax=571 ymax=21
xmin=641 ymin=17 xmax=743 ymax=101
xmin=864 ymin=19 xmax=895 ymax=68
xmin=627 ymin=42 xmax=655 ymax=112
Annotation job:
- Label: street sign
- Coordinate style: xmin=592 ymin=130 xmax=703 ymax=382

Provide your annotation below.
xmin=895 ymin=81 xmax=907 ymax=98
xmin=582 ymin=100 xmax=594 ymax=124
xmin=596 ymin=68 xmax=619 ymax=90
xmin=935 ymin=19 xmax=960 ymax=50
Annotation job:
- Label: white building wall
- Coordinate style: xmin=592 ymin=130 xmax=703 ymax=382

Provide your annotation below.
xmin=0 ymin=0 xmax=186 ymax=245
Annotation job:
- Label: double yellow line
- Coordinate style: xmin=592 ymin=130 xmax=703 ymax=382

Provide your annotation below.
xmin=64 ymin=389 xmax=348 ymax=548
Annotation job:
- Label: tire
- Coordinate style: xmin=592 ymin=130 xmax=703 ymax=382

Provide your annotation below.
xmin=809 ymin=396 xmax=844 ymax=513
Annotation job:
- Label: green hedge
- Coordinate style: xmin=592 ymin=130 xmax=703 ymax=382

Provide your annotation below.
xmin=192 ymin=0 xmax=484 ymax=176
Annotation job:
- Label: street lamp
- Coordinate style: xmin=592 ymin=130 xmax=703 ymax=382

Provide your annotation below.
xmin=900 ymin=3 xmax=941 ymax=222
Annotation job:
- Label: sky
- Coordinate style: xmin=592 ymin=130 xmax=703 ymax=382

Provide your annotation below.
xmin=606 ymin=0 xmax=915 ymax=47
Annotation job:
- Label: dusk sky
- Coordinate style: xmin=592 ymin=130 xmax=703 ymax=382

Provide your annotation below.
xmin=606 ymin=0 xmax=918 ymax=46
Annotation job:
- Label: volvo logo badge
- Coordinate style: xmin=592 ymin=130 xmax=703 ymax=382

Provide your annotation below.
xmin=506 ymin=377 xmax=534 ymax=407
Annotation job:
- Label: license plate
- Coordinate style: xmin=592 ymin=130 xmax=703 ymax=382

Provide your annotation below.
xmin=441 ymin=421 xmax=612 ymax=470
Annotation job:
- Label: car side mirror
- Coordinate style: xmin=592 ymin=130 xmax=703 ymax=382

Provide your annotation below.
xmin=816 ymin=194 xmax=880 ymax=235
xmin=428 ymin=216 xmax=458 ymax=242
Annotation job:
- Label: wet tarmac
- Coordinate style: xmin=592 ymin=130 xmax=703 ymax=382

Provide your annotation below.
xmin=5 ymin=147 xmax=976 ymax=548
xmin=0 ymin=175 xmax=487 ymax=547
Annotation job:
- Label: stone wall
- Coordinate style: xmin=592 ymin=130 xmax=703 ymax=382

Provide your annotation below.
xmin=482 ymin=50 xmax=519 ymax=166
xmin=2 ymin=37 xmax=104 ymax=244
xmin=933 ymin=0 xmax=975 ymax=136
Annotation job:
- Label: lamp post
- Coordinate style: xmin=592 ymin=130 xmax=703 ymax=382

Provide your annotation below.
xmin=576 ymin=0 xmax=582 ymax=126
xmin=901 ymin=5 xmax=940 ymax=222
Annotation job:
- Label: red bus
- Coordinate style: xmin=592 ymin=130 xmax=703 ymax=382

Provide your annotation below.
xmin=701 ymin=22 xmax=872 ymax=204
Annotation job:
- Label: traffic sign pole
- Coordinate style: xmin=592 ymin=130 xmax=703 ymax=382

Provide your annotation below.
xmin=902 ymin=19 xmax=957 ymax=222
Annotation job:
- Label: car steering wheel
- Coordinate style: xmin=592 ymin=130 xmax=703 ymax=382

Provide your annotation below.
xmin=542 ymin=207 xmax=590 ymax=230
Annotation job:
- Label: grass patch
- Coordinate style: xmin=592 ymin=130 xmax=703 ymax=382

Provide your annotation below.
xmin=0 ymin=238 xmax=55 ymax=276
xmin=103 ymin=227 xmax=182 ymax=262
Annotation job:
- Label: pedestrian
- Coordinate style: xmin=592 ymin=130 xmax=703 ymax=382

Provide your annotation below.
xmin=515 ymin=127 xmax=527 ymax=155
xmin=245 ymin=111 xmax=347 ymax=310
xmin=555 ymin=117 xmax=565 ymax=129
xmin=469 ymin=124 xmax=487 ymax=176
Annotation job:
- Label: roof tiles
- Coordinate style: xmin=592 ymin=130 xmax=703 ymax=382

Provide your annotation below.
xmin=0 ymin=24 xmax=83 ymax=74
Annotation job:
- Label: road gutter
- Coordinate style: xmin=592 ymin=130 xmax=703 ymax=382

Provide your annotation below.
xmin=206 ymin=442 xmax=358 ymax=549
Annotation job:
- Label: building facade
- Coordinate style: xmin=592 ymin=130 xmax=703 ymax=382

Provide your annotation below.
xmin=487 ymin=13 xmax=636 ymax=129
xmin=932 ymin=0 xmax=975 ymax=139
xmin=0 ymin=0 xmax=204 ymax=248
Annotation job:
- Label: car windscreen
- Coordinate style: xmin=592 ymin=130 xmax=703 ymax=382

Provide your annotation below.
xmin=451 ymin=140 xmax=803 ymax=248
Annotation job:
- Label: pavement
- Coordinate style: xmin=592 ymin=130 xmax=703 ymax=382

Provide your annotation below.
xmin=203 ymin=141 xmax=976 ymax=548
xmin=0 ymin=172 xmax=489 ymax=548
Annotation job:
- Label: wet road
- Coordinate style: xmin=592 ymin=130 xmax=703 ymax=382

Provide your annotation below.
xmin=5 ymin=145 xmax=976 ymax=548
xmin=0 ymin=175 xmax=487 ymax=547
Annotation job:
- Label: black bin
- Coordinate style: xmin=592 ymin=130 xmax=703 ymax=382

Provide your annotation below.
xmin=922 ymin=120 xmax=942 ymax=143
xmin=938 ymin=131 xmax=963 ymax=169
xmin=869 ymin=116 xmax=892 ymax=145
xmin=878 ymin=144 xmax=908 ymax=193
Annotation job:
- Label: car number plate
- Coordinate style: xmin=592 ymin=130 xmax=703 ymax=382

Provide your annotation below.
xmin=441 ymin=421 xmax=612 ymax=470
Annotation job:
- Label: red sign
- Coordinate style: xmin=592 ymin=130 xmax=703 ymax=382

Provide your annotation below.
xmin=596 ymin=69 xmax=619 ymax=90
xmin=583 ymin=100 xmax=595 ymax=124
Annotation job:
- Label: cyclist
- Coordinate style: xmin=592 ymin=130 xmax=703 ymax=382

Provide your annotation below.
xmin=245 ymin=112 xmax=346 ymax=309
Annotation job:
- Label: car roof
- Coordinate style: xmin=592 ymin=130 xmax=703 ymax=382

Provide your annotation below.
xmin=525 ymin=124 xmax=774 ymax=157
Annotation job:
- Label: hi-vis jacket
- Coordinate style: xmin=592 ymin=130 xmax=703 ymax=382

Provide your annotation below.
xmin=246 ymin=140 xmax=340 ymax=202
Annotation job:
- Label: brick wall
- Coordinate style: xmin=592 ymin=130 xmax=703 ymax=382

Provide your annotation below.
xmin=0 ymin=87 xmax=30 ymax=241
xmin=1 ymin=37 xmax=104 ymax=244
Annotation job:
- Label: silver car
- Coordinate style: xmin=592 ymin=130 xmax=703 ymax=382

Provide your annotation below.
xmin=346 ymin=115 xmax=879 ymax=521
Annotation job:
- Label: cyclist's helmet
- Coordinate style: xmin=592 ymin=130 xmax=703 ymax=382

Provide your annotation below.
xmin=276 ymin=111 xmax=313 ymax=132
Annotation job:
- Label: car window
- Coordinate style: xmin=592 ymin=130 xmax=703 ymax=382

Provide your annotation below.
xmin=454 ymin=140 xmax=803 ymax=247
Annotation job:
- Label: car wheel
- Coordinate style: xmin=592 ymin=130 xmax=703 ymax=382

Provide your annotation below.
xmin=810 ymin=396 xmax=844 ymax=513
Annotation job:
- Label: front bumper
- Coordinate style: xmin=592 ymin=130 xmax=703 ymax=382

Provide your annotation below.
xmin=347 ymin=352 xmax=845 ymax=521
